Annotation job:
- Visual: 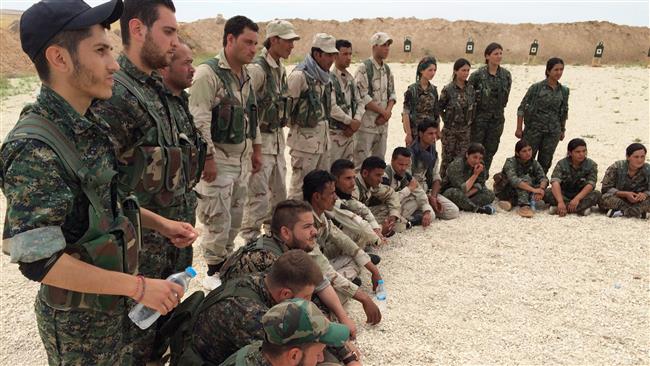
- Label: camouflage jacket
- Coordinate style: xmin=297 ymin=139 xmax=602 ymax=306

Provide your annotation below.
xmin=329 ymin=66 xmax=365 ymax=130
xmin=442 ymin=157 xmax=488 ymax=193
xmin=193 ymin=274 xmax=273 ymax=365
xmin=314 ymin=211 xmax=370 ymax=267
xmin=308 ymin=245 xmax=358 ymax=299
xmin=219 ymin=233 xmax=289 ymax=282
xmin=355 ymin=58 xmax=396 ymax=134
xmin=409 ymin=138 xmax=441 ymax=191
xmin=517 ymin=79 xmax=569 ymax=133
xmin=601 ymin=160 xmax=650 ymax=197
xmin=550 ymin=157 xmax=598 ymax=196
xmin=501 ymin=156 xmax=549 ymax=188
xmin=383 ymin=166 xmax=433 ymax=213
xmin=353 ymin=173 xmax=402 ymax=218
xmin=468 ymin=65 xmax=512 ymax=116
xmin=439 ymin=81 xmax=475 ymax=129
xmin=219 ymin=341 xmax=270 ymax=366
xmin=402 ymin=81 xmax=440 ymax=138
xmin=286 ymin=68 xmax=330 ymax=154
xmin=334 ymin=187 xmax=381 ymax=229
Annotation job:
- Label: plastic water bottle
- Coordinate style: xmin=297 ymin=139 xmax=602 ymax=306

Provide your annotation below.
xmin=128 ymin=266 xmax=197 ymax=330
xmin=529 ymin=195 xmax=537 ymax=211
xmin=375 ymin=279 xmax=387 ymax=312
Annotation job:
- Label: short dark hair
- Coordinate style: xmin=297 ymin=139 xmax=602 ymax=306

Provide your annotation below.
xmin=626 ymin=143 xmax=647 ymax=157
xmin=310 ymin=47 xmax=324 ymax=58
xmin=223 ymin=15 xmax=259 ymax=47
xmin=361 ymin=156 xmax=386 ymax=173
xmin=267 ymin=250 xmax=323 ymax=293
xmin=484 ymin=42 xmax=503 ymax=64
xmin=330 ymin=159 xmax=355 ymax=177
xmin=515 ymin=139 xmax=531 ymax=154
xmin=263 ymin=38 xmax=272 ymax=49
xmin=567 ymin=138 xmax=587 ymax=152
xmin=303 ymin=170 xmax=336 ymax=202
xmin=33 ymin=27 xmax=96 ymax=82
xmin=335 ymin=39 xmax=352 ymax=50
xmin=120 ymin=0 xmax=175 ymax=47
xmin=417 ymin=119 xmax=439 ymax=133
xmin=392 ymin=147 xmax=411 ymax=160
xmin=271 ymin=200 xmax=313 ymax=236
xmin=452 ymin=58 xmax=471 ymax=82
xmin=466 ymin=142 xmax=485 ymax=156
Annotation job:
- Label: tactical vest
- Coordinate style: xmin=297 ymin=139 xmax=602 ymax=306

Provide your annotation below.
xmin=290 ymin=72 xmax=331 ymax=128
xmin=219 ymin=235 xmax=286 ymax=282
xmin=522 ymin=80 xmax=569 ymax=125
xmin=4 ymin=114 xmax=140 ymax=312
xmin=328 ymin=73 xmax=357 ymax=130
xmin=113 ymin=71 xmax=189 ymax=209
xmin=473 ymin=66 xmax=509 ymax=111
xmin=173 ymin=93 xmax=208 ymax=190
xmin=406 ymin=82 xmax=438 ymax=128
xmin=253 ymin=56 xmax=289 ymax=133
xmin=363 ymin=59 xmax=391 ymax=101
xmin=203 ymin=58 xmax=258 ymax=144
xmin=441 ymin=82 xmax=475 ymax=127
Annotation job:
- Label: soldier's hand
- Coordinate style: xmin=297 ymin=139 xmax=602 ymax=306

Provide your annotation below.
xmin=371 ymin=271 xmax=382 ymax=292
xmin=407 ymin=178 xmax=418 ymax=191
xmin=636 ymin=192 xmax=648 ymax=202
xmin=382 ymin=110 xmax=392 ymax=121
xmin=405 ymin=133 xmax=413 ymax=146
xmin=473 ymin=163 xmax=484 ymax=176
xmin=624 ymin=192 xmax=638 ymax=203
xmin=138 ymin=278 xmax=184 ymax=315
xmin=559 ymin=131 xmax=565 ymax=141
xmin=557 ymin=202 xmax=568 ymax=217
xmin=202 ymin=158 xmax=217 ymax=182
xmin=349 ymin=119 xmax=361 ymax=132
xmin=533 ymin=192 xmax=544 ymax=202
xmin=343 ymin=126 xmax=355 ymax=138
xmin=374 ymin=115 xmax=387 ymax=126
xmin=422 ymin=211 xmax=433 ymax=227
xmin=567 ymin=198 xmax=580 ymax=213
xmin=251 ymin=151 xmax=263 ymax=174
xmin=429 ymin=195 xmax=443 ymax=213
xmin=161 ymin=220 xmax=198 ymax=248
xmin=339 ymin=314 xmax=357 ymax=340
xmin=515 ymin=128 xmax=523 ymax=139
xmin=381 ymin=219 xmax=395 ymax=236
xmin=361 ymin=297 xmax=381 ymax=325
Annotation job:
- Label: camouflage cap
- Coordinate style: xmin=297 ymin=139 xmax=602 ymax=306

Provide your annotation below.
xmin=312 ymin=33 xmax=338 ymax=54
xmin=266 ymin=19 xmax=300 ymax=41
xmin=263 ymin=298 xmax=349 ymax=347
xmin=370 ymin=32 xmax=393 ymax=46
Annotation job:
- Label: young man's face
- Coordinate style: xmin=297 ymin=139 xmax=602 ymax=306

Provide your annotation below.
xmin=270 ymin=36 xmax=296 ymax=59
xmin=161 ymin=43 xmax=194 ymax=90
xmin=362 ymin=167 xmax=385 ymax=188
xmin=140 ymin=5 xmax=179 ymax=69
xmin=373 ymin=42 xmax=391 ymax=60
xmin=391 ymin=155 xmax=411 ymax=177
xmin=296 ymin=342 xmax=326 ymax=366
xmin=418 ymin=127 xmax=438 ymax=146
xmin=466 ymin=152 xmax=483 ymax=168
xmin=314 ymin=51 xmax=336 ymax=71
xmin=569 ymin=146 xmax=587 ymax=164
xmin=285 ymin=212 xmax=317 ymax=252
xmin=230 ymin=27 xmax=258 ymax=65
xmin=314 ymin=182 xmax=337 ymax=211
xmin=335 ymin=168 xmax=356 ymax=194
xmin=335 ymin=46 xmax=352 ymax=69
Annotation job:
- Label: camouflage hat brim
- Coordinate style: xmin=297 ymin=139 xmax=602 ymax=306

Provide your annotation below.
xmin=316 ymin=322 xmax=350 ymax=347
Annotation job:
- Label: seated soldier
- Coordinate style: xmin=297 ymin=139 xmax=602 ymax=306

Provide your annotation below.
xmin=220 ymin=298 xmax=354 ymax=366
xmin=330 ymin=159 xmax=387 ymax=247
xmin=493 ymin=139 xmax=549 ymax=218
xmin=441 ymin=143 xmax=496 ymax=214
xmin=384 ymin=147 xmax=434 ymax=227
xmin=354 ymin=156 xmax=404 ymax=233
xmin=599 ymin=143 xmax=650 ymax=218
xmin=183 ymin=250 xmax=324 ymax=365
xmin=407 ymin=119 xmax=460 ymax=220
xmin=546 ymin=138 xmax=602 ymax=216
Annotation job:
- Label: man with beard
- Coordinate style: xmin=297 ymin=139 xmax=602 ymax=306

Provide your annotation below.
xmin=92 ymin=0 xmax=200 ymax=363
xmin=159 ymin=41 xmax=208 ymax=272
xmin=3 ymin=0 xmax=195 ymax=364
xmin=328 ymin=40 xmax=364 ymax=162
xmin=240 ymin=20 xmax=299 ymax=242
xmin=189 ymin=15 xmax=263 ymax=290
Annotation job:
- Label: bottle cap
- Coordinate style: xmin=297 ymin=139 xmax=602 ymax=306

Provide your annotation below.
xmin=185 ymin=266 xmax=197 ymax=278
xmin=377 ymin=279 xmax=384 ymax=284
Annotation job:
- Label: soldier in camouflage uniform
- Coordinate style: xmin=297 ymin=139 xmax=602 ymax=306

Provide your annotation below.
xmin=329 ymin=39 xmax=365 ymax=162
xmin=516 ymin=58 xmax=569 ymax=175
xmin=221 ymin=298 xmax=351 ymax=366
xmin=2 ymin=1 xmax=191 ymax=364
xmin=402 ymin=56 xmax=440 ymax=145
xmin=240 ymin=20 xmax=299 ymax=242
xmin=188 ymin=16 xmax=263 ymax=289
xmin=545 ymin=138 xmax=601 ymax=216
xmin=441 ymin=143 xmax=496 ymax=213
xmin=286 ymin=33 xmax=338 ymax=199
xmin=354 ymin=156 xmax=404 ymax=232
xmin=598 ymin=143 xmax=650 ymax=218
xmin=183 ymin=250 xmax=323 ymax=364
xmin=354 ymin=32 xmax=396 ymax=166
xmin=439 ymin=58 xmax=475 ymax=180
xmin=160 ymin=42 xmax=208 ymax=272
xmin=468 ymin=43 xmax=512 ymax=179
xmin=493 ymin=139 xmax=548 ymax=218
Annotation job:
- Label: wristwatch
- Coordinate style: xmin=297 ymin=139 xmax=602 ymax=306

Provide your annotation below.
xmin=342 ymin=350 xmax=359 ymax=364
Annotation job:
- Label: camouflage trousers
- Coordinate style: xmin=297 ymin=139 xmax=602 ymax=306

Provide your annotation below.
xmin=442 ymin=187 xmax=495 ymax=212
xmin=35 ymin=295 xmax=129 ymax=365
xmin=240 ymin=152 xmax=287 ymax=241
xmin=327 ymin=206 xmax=380 ymax=250
xmin=288 ymin=149 xmax=330 ymax=200
xmin=598 ymin=195 xmax=650 ymax=216
xmin=494 ymin=174 xmax=541 ymax=206
xmin=353 ymin=131 xmax=387 ymax=169
xmin=402 ymin=192 xmax=460 ymax=220
xmin=440 ymin=126 xmax=471 ymax=180
xmin=329 ymin=130 xmax=355 ymax=163
xmin=544 ymin=188 xmax=602 ymax=212
xmin=471 ymin=113 xmax=505 ymax=178
xmin=524 ymin=127 xmax=562 ymax=174
xmin=196 ymin=163 xmax=249 ymax=265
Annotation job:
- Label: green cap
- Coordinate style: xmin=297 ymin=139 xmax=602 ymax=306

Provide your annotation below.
xmin=263 ymin=298 xmax=350 ymax=347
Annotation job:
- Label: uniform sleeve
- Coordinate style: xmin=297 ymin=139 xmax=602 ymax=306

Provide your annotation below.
xmin=373 ymin=185 xmax=402 ymax=218
xmin=402 ymin=87 xmax=412 ymax=116
xmin=246 ymin=63 xmax=266 ymax=93
xmin=329 ymin=87 xmax=352 ymax=125
xmin=345 ymin=199 xmax=380 ymax=229
xmin=189 ymin=64 xmax=219 ymax=155
xmin=550 ymin=161 xmax=565 ymax=184
xmin=447 ymin=161 xmax=469 ymax=192
xmin=308 ymin=246 xmax=358 ymax=298
xmin=517 ymin=83 xmax=535 ymax=118
xmin=560 ymin=87 xmax=570 ymax=132
xmin=324 ymin=220 xmax=371 ymax=267
xmin=503 ymin=69 xmax=512 ymax=107
xmin=503 ymin=159 xmax=523 ymax=187
xmin=351 ymin=79 xmax=366 ymax=120
xmin=412 ymin=183 xmax=433 ymax=213
xmin=586 ymin=161 xmax=598 ymax=188
xmin=354 ymin=64 xmax=373 ymax=106
xmin=388 ymin=67 xmax=397 ymax=102
xmin=432 ymin=156 xmax=442 ymax=183
xmin=600 ymin=162 xmax=619 ymax=196
xmin=433 ymin=87 xmax=441 ymax=123
xmin=533 ymin=160 xmax=549 ymax=186
xmin=438 ymin=86 xmax=450 ymax=114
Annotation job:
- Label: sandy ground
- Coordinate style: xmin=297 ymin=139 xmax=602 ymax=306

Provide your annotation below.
xmin=0 ymin=63 xmax=648 ymax=365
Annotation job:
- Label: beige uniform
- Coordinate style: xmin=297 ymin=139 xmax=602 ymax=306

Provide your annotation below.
xmin=325 ymin=199 xmax=380 ymax=250
xmin=383 ymin=165 xmax=433 ymax=220
xmin=353 ymin=58 xmax=396 ymax=165
xmin=329 ymin=66 xmax=365 ymax=162
xmin=189 ymin=50 xmax=261 ymax=265
xmin=352 ymin=173 xmax=402 ymax=227
xmin=240 ymin=49 xmax=288 ymax=241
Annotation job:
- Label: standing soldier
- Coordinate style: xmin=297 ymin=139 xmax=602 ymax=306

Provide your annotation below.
xmin=3 ymin=0 xmax=193 ymax=364
xmin=329 ymin=39 xmax=364 ymax=162
xmin=401 ymin=56 xmax=440 ymax=145
xmin=92 ymin=0 xmax=200 ymax=362
xmin=240 ymin=20 xmax=300 ymax=242
xmin=189 ymin=16 xmax=262 ymax=290
xmin=468 ymin=42 xmax=512 ymax=179
xmin=159 ymin=41 xmax=208 ymax=271
xmin=286 ymin=33 xmax=339 ymax=199
xmin=354 ymin=32 xmax=396 ymax=166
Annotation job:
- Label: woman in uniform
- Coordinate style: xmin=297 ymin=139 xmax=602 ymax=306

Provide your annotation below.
xmin=402 ymin=56 xmax=440 ymax=145
xmin=599 ymin=143 xmax=650 ymax=218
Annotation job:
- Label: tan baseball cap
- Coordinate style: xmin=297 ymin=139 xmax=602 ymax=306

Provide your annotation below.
xmin=370 ymin=32 xmax=393 ymax=46
xmin=312 ymin=33 xmax=338 ymax=54
xmin=266 ymin=19 xmax=300 ymax=41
